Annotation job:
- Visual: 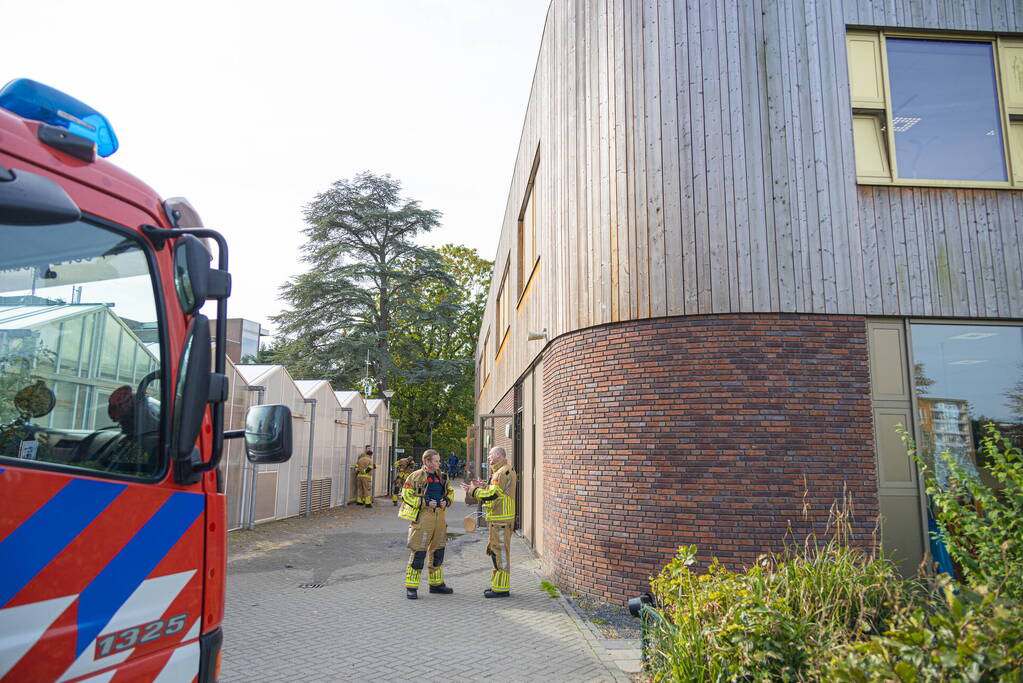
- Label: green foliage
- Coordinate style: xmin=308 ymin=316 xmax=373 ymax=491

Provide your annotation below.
xmin=646 ymin=533 xmax=912 ymax=682
xmin=829 ymin=580 xmax=1023 ymax=682
xmin=265 ymin=172 xmax=492 ymax=457
xmin=902 ymin=423 xmax=1023 ymax=602
xmin=539 ymin=581 xmax=560 ymax=598
xmin=643 ymin=425 xmax=1023 ymax=682
xmin=269 ymin=171 xmax=449 ymax=391
xmin=389 ymin=244 xmax=491 ymax=455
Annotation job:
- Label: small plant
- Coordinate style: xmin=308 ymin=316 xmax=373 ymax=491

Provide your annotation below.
xmin=645 ymin=525 xmax=914 ymax=681
xmin=539 ymin=580 xmax=560 ymax=598
xmin=900 ymin=422 xmax=1023 ymax=602
xmin=829 ymin=578 xmax=1023 ymax=681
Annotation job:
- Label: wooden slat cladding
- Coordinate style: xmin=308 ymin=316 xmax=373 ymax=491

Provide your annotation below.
xmin=476 ymin=0 xmax=1023 ymax=414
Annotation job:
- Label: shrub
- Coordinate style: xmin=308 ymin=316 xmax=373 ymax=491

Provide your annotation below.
xmin=828 ymin=579 xmax=1023 ymax=682
xmin=903 ymin=423 xmax=1023 ymax=602
xmin=645 ymin=527 xmax=915 ymax=682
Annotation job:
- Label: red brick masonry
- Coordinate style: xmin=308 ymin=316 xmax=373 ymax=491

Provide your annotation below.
xmin=541 ymin=314 xmax=879 ymax=604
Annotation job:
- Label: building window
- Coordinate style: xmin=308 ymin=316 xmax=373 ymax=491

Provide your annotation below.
xmin=479 ymin=330 xmax=491 ymax=394
xmin=847 ymin=31 xmax=1023 ymax=187
xmin=910 ymin=322 xmax=1023 ymax=488
xmin=518 ymin=177 xmax=540 ymax=297
xmin=496 ymin=263 xmax=510 ymax=350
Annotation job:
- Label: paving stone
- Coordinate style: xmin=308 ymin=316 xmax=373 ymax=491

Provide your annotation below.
xmin=221 ymin=494 xmax=618 ymax=682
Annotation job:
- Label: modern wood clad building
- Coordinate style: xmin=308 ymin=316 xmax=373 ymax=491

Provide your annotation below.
xmin=476 ymin=0 xmax=1023 ymax=604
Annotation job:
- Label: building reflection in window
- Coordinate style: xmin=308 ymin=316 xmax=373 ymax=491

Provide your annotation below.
xmin=910 ymin=323 xmax=1023 ymax=488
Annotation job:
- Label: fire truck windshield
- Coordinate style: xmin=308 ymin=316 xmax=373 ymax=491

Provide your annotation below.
xmin=0 ymin=219 xmax=165 ymax=478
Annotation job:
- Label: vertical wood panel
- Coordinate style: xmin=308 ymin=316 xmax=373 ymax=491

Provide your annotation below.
xmin=476 ymin=0 xmax=1023 ymax=415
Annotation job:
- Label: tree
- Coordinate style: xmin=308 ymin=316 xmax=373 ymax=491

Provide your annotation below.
xmin=389 ymin=245 xmax=492 ymax=456
xmin=268 ymin=172 xmax=451 ymax=393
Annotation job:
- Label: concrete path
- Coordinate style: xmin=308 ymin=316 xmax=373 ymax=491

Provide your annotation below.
xmin=220 ymin=490 xmax=625 ymax=682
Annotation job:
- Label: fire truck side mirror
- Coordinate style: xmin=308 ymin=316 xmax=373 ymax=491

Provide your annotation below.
xmin=173 ymin=234 xmax=232 ymax=315
xmin=0 ymin=165 xmax=81 ymax=226
xmin=173 ymin=315 xmax=212 ymax=460
xmin=244 ymin=404 xmax=293 ymax=464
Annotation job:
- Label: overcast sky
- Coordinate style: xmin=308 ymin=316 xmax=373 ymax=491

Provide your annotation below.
xmin=5 ymin=0 xmax=550 ymax=329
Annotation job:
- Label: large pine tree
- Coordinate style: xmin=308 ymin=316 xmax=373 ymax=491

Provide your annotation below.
xmin=268 ymin=172 xmax=451 ymax=394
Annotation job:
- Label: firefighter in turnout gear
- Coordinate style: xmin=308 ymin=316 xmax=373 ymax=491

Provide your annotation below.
xmin=354 ymin=445 xmax=375 ymax=507
xmin=392 ymin=455 xmax=416 ymax=506
xmin=399 ymin=449 xmax=455 ymax=599
xmin=462 ymin=446 xmax=516 ymax=598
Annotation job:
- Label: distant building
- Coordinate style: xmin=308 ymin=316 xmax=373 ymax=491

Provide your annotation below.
xmin=209 ymin=318 xmax=267 ymax=363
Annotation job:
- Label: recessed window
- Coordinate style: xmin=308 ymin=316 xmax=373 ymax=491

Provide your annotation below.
xmin=496 ymin=264 xmax=511 ymax=347
xmin=847 ymin=31 xmax=1023 ymax=187
xmin=518 ymin=179 xmax=540 ymax=297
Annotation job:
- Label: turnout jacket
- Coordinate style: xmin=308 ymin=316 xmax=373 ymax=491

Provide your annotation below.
xmin=356 ymin=454 xmax=375 ymax=476
xmin=399 ymin=467 xmax=454 ymax=522
xmin=467 ymin=463 xmax=516 ymax=523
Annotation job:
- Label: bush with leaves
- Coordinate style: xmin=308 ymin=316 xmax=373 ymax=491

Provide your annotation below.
xmin=903 ymin=422 xmax=1023 ymax=602
xmin=645 ymin=517 xmax=916 ymax=682
xmin=828 ymin=579 xmax=1023 ymax=682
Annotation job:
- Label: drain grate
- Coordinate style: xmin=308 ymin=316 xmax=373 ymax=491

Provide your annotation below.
xmin=298 ymin=583 xmax=324 ymax=589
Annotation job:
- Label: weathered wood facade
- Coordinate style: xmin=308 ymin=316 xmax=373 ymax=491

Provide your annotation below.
xmin=477 ymin=0 xmax=1023 ymax=415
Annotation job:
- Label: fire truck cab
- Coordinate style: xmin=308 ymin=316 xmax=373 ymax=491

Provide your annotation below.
xmin=0 ymin=79 xmax=293 ymax=682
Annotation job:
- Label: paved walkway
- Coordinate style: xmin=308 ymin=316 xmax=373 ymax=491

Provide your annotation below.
xmin=221 ymin=490 xmax=626 ymax=682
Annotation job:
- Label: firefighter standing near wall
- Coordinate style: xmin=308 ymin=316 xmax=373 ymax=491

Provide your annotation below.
xmin=399 ymin=449 xmax=455 ymax=599
xmin=392 ymin=455 xmax=416 ymax=506
xmin=354 ymin=444 xmax=375 ymax=507
xmin=462 ymin=446 xmax=516 ymax=598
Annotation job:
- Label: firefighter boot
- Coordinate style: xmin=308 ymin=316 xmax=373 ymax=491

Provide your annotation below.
xmin=484 ymin=588 xmax=510 ymax=598
xmin=428 ymin=553 xmax=453 ymax=593
xmin=406 ymin=587 xmax=418 ymax=599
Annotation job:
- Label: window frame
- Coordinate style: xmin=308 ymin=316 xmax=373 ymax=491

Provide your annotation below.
xmin=517 ymin=148 xmax=542 ymax=304
xmin=478 ymin=329 xmax=491 ymax=397
xmin=495 ymin=261 xmax=511 ymax=356
xmin=0 ymin=214 xmax=172 ymax=483
xmin=848 ymin=29 xmax=1023 ymax=190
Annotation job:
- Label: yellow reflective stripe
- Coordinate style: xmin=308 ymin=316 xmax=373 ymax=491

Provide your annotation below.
xmin=490 ymin=570 xmax=510 ymax=591
xmin=475 ymin=482 xmax=504 ymax=501
xmin=428 ymin=568 xmax=443 ymax=586
xmin=405 ymin=567 xmax=421 ymax=588
xmin=401 ymin=488 xmax=420 ymax=507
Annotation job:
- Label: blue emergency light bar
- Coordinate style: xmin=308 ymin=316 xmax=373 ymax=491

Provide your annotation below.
xmin=0 ymin=78 xmax=118 ymax=157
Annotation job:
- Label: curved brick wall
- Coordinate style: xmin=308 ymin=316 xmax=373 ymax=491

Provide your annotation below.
xmin=541 ymin=314 xmax=879 ymax=604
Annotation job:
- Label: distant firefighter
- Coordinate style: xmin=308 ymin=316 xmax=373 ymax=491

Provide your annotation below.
xmin=354 ymin=444 xmax=375 ymax=507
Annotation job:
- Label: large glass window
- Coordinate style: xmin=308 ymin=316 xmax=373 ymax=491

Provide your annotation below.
xmin=0 ymin=220 xmax=164 ymax=478
xmin=847 ymin=32 xmax=1023 ymax=187
xmin=910 ymin=323 xmax=1023 ymax=487
xmin=888 ymin=39 xmax=1006 ymax=182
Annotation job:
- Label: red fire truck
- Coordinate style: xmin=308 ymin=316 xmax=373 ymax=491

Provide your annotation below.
xmin=0 ymin=79 xmax=293 ymax=682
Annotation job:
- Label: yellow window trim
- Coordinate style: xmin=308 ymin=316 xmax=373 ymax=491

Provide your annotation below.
xmin=516 ymin=256 xmax=541 ymax=310
xmin=848 ymin=29 xmax=1023 ymax=189
xmin=495 ymin=328 xmax=510 ymax=362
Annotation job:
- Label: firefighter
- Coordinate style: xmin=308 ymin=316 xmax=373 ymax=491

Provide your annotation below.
xmin=462 ymin=446 xmax=516 ymax=598
xmin=354 ymin=444 xmax=375 ymax=507
xmin=399 ymin=449 xmax=454 ymax=599
xmin=392 ymin=455 xmax=416 ymax=505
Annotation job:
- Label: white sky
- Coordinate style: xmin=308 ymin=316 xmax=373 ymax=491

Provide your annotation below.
xmin=4 ymin=0 xmax=550 ymax=330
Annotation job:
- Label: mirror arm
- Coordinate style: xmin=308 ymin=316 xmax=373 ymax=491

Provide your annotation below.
xmin=224 ymin=429 xmax=244 ymax=440
xmin=146 ymin=226 xmax=231 ymax=476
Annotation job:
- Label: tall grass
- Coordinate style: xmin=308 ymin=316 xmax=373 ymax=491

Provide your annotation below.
xmin=646 ymin=501 xmax=918 ymax=682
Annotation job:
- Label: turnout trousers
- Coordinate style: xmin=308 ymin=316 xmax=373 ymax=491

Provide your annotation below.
xmin=486 ymin=523 xmax=512 ymax=592
xmin=405 ymin=507 xmax=447 ymax=588
xmin=355 ymin=474 xmax=372 ymax=504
